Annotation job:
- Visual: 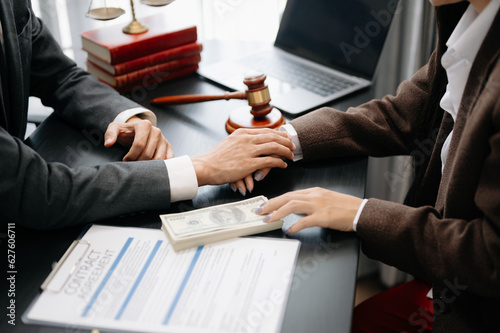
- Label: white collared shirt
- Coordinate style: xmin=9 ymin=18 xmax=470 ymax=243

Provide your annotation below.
xmin=439 ymin=1 xmax=500 ymax=172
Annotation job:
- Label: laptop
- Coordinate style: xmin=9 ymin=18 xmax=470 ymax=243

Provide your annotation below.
xmin=198 ymin=0 xmax=398 ymax=115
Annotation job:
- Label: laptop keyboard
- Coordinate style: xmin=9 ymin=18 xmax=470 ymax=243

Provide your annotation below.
xmin=238 ymin=52 xmax=357 ymax=97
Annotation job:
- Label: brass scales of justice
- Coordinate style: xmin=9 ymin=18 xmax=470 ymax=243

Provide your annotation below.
xmin=86 ymin=0 xmax=176 ymax=34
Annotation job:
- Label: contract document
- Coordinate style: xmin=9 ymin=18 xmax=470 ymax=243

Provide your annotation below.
xmin=23 ymin=225 xmax=300 ymax=333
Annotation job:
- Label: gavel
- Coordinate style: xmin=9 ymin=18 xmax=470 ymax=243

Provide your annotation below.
xmin=150 ymin=74 xmax=285 ymax=133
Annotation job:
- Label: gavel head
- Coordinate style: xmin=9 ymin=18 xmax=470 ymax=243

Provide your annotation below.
xmin=226 ymin=73 xmax=285 ymax=133
xmin=243 ymin=74 xmax=273 ymax=118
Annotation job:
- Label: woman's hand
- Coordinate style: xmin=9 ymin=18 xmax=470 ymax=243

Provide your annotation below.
xmin=257 ymin=187 xmax=363 ymax=233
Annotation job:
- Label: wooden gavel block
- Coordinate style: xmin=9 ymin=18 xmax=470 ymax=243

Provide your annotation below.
xmin=150 ymin=74 xmax=285 ymax=133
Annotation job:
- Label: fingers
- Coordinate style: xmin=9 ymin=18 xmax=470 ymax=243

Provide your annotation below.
xmin=229 ymin=169 xmax=266 ymax=197
xmin=107 ymin=118 xmax=173 ymax=161
xmin=252 ymin=155 xmax=288 ymax=170
xmin=230 ymin=171 xmax=262 ymax=197
xmin=266 ymin=200 xmax=312 ymax=223
xmin=254 ymin=142 xmax=294 ymax=160
xmin=257 ymin=188 xmax=317 ymax=220
xmin=122 ymin=121 xmax=152 ymax=161
xmin=136 ymin=126 xmax=163 ymax=160
xmin=166 ymin=141 xmax=174 ymax=159
xmin=232 ymin=179 xmax=247 ymax=196
xmin=287 ymin=216 xmax=316 ymax=234
xmin=250 ymin=131 xmax=295 ymax=150
xmin=260 ymin=192 xmax=310 ymax=221
xmin=123 ymin=121 xmax=168 ymax=161
xmin=231 ymin=175 xmax=254 ymax=196
xmin=232 ymin=128 xmax=291 ymax=140
xmin=104 ymin=122 xmax=120 ymax=147
xmin=258 ymin=188 xmax=361 ymax=233
xmin=193 ymin=128 xmax=293 ymax=186
xmin=258 ymin=192 xmax=290 ymax=216
xmin=231 ymin=169 xmax=271 ymax=197
xmin=253 ymin=168 xmax=271 ymax=182
xmin=244 ymin=174 xmax=254 ymax=194
xmin=229 ymin=182 xmax=238 ymax=193
xmin=152 ymin=137 xmax=168 ymax=160
xmin=231 ymin=128 xmax=296 ymax=154
xmin=256 ymin=191 xmax=319 ymax=234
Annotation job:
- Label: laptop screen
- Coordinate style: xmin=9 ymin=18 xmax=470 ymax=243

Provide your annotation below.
xmin=275 ymin=0 xmax=399 ymax=79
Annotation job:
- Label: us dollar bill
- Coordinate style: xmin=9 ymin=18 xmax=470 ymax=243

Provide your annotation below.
xmin=161 ymin=196 xmax=268 ymax=238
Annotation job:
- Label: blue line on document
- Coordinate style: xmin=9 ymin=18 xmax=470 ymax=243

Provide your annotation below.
xmin=81 ymin=237 xmax=133 ymax=317
xmin=115 ymin=240 xmax=163 ymax=320
xmin=162 ymin=246 xmax=204 ymax=325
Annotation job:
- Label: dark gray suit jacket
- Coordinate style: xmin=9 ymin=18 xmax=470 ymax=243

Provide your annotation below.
xmin=0 ymin=0 xmax=171 ymax=228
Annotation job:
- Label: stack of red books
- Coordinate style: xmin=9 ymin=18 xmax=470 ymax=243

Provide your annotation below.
xmin=81 ymin=14 xmax=202 ymax=93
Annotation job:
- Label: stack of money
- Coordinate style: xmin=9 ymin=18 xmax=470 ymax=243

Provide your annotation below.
xmin=160 ymin=196 xmax=283 ymax=251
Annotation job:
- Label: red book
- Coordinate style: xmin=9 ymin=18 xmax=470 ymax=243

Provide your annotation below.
xmin=103 ymin=65 xmax=199 ymax=94
xmin=87 ymin=54 xmax=201 ymax=88
xmin=87 ymin=42 xmax=203 ymax=76
xmin=81 ymin=14 xmax=197 ymax=64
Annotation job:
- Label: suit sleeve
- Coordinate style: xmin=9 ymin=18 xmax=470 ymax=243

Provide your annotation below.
xmin=0 ymin=126 xmax=171 ymax=229
xmin=28 ymin=9 xmax=140 ymax=133
xmin=290 ymin=50 xmax=440 ymax=161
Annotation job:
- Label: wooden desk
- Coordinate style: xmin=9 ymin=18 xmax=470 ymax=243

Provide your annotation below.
xmin=7 ymin=55 xmax=375 ymax=333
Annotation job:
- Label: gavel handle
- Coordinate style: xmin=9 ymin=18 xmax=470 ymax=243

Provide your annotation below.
xmin=150 ymin=91 xmax=247 ymax=105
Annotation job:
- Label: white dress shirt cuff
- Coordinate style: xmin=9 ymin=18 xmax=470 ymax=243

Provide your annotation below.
xmin=352 ymin=199 xmax=368 ymax=232
xmin=163 ymin=155 xmax=198 ymax=203
xmin=280 ymin=124 xmax=303 ymax=161
xmin=113 ymin=107 xmax=157 ymax=125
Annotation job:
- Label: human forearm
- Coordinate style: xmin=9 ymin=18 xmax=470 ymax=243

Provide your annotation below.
xmin=290 ymin=51 xmax=442 ymax=161
xmin=0 ymin=129 xmax=170 ymax=228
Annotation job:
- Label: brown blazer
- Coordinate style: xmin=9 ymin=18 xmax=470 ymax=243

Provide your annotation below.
xmin=290 ymin=3 xmax=500 ymax=332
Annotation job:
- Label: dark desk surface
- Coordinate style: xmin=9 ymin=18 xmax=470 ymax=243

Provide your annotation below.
xmin=3 ymin=43 xmax=376 ymax=333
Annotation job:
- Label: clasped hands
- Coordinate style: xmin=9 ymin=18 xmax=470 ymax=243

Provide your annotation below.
xmin=103 ymin=117 xmax=362 ymax=234
xmin=103 ymin=117 xmax=295 ymax=186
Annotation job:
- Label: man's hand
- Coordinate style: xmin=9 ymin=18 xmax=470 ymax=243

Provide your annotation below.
xmin=190 ymin=128 xmax=295 ymax=186
xmin=229 ymin=131 xmax=293 ymax=195
xmin=104 ymin=116 xmax=174 ymax=161
xmin=257 ymin=187 xmax=363 ymax=233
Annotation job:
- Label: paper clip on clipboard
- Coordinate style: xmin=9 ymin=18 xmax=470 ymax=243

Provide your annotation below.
xmin=40 ymin=239 xmax=90 ymax=292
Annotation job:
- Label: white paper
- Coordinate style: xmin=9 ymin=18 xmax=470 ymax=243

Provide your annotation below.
xmin=24 ymin=225 xmax=300 ymax=333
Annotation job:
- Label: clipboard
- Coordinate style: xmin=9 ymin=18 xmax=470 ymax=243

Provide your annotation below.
xmin=22 ymin=224 xmax=301 ymax=333
xmin=21 ymin=224 xmax=97 ymax=330
xmin=40 ymin=239 xmax=91 ymax=292
xmin=39 ymin=224 xmax=93 ymax=292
